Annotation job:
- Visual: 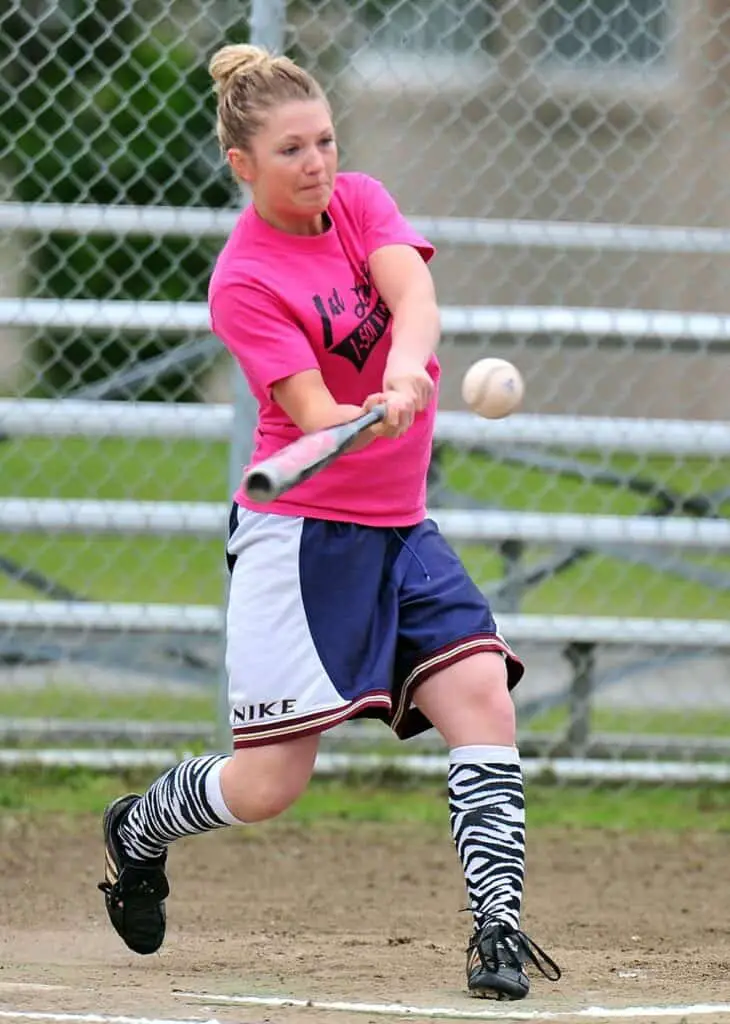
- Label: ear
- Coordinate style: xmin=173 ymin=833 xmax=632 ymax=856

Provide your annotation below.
xmin=228 ymin=148 xmax=254 ymax=183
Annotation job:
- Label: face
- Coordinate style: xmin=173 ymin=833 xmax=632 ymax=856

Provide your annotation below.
xmin=228 ymin=99 xmax=337 ymax=235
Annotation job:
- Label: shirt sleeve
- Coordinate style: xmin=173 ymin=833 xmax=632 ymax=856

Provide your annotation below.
xmin=210 ymin=278 xmax=320 ymax=397
xmin=358 ymin=174 xmax=436 ymax=264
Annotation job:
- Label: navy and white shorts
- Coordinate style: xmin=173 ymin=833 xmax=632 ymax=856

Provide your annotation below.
xmin=224 ymin=505 xmax=524 ymax=749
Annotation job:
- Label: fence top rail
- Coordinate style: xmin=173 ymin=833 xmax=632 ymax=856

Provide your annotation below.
xmin=3 ymin=497 xmax=730 ymax=549
xmin=2 ymin=600 xmax=730 ymax=646
xmin=2 ymin=298 xmax=730 ymax=347
xmin=3 ymin=399 xmax=729 ymax=456
xmin=3 ymin=498 xmax=729 ymax=549
xmin=3 ymin=201 xmax=730 ymax=254
xmin=1 ymin=748 xmax=728 ymax=783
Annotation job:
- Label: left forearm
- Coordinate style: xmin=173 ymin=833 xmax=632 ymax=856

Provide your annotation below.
xmin=388 ymin=294 xmax=441 ymax=367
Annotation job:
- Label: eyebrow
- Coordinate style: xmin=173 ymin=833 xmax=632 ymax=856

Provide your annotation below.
xmin=278 ymin=129 xmax=334 ymax=143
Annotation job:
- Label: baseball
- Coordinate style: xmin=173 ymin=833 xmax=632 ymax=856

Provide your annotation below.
xmin=461 ymin=357 xmax=524 ymax=419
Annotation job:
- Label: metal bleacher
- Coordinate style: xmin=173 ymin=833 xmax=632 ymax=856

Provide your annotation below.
xmin=2 ymin=202 xmax=730 ymax=775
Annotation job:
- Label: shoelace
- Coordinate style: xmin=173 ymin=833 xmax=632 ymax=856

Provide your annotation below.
xmin=97 ymin=873 xmax=166 ymax=905
xmin=470 ymin=921 xmax=562 ymax=982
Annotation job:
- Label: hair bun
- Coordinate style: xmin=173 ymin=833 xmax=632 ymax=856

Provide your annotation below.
xmin=208 ymin=44 xmax=271 ymax=90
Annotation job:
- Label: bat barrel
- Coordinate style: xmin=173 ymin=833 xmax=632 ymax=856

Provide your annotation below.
xmin=243 ymin=468 xmax=280 ymax=503
xmin=242 ymin=404 xmax=387 ymax=504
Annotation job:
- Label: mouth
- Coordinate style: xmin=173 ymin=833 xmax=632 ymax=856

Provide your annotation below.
xmin=300 ymin=181 xmax=329 ymax=193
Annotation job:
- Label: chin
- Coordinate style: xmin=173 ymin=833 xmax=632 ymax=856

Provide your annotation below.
xmin=299 ymin=186 xmax=333 ymax=209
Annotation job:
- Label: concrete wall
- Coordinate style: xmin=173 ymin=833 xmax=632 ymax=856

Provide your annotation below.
xmin=332 ymin=1 xmax=730 ymax=418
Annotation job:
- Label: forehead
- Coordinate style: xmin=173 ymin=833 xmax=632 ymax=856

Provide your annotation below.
xmin=262 ymin=99 xmax=333 ymax=139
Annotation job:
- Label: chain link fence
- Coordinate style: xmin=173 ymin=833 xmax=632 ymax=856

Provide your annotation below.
xmin=1 ymin=0 xmax=730 ymax=779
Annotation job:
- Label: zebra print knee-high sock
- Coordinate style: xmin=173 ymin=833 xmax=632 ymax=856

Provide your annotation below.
xmin=117 ymin=753 xmax=241 ymax=863
xmin=448 ymin=745 xmax=525 ymax=931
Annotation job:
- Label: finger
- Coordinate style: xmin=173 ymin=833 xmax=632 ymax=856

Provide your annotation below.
xmin=392 ymin=406 xmax=413 ymax=431
xmin=386 ymin=403 xmax=402 ymax=430
xmin=363 ymin=392 xmax=386 ymax=412
xmin=417 ymin=379 xmax=435 ymax=410
xmin=396 ymin=408 xmax=414 ymax=434
xmin=378 ymin=405 xmax=405 ymax=437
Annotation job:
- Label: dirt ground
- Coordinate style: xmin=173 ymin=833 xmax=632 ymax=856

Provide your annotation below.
xmin=1 ymin=813 xmax=730 ymax=1024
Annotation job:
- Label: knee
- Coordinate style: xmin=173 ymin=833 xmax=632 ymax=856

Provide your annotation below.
xmin=220 ymin=745 xmax=315 ymax=823
xmin=222 ymin=762 xmax=308 ymax=822
xmin=415 ymin=652 xmax=517 ymax=747
xmin=457 ymin=661 xmax=516 ymax=730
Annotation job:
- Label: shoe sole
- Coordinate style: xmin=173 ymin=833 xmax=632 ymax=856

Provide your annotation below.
xmin=469 ymin=985 xmax=529 ymax=1001
xmin=468 ymin=966 xmax=529 ymax=1001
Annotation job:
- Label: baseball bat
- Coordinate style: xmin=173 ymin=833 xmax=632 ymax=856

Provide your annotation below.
xmin=243 ymin=403 xmax=387 ymax=503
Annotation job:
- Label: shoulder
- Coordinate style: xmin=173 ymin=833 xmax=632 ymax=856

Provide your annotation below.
xmin=209 ymin=257 xmax=285 ymax=323
xmin=210 ymin=253 xmax=254 ymax=305
xmin=330 ymin=173 xmax=403 ymax=236
xmin=210 ymin=215 xmax=275 ymax=302
xmin=333 ymin=171 xmax=393 ymax=205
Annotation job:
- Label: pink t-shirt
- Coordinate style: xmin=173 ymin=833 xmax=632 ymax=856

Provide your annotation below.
xmin=208 ymin=171 xmax=440 ymax=526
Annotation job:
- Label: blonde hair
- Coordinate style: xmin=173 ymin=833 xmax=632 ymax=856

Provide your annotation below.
xmin=209 ymin=44 xmax=330 ymax=154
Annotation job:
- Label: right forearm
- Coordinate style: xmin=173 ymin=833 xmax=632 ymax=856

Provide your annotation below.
xmin=304 ymin=402 xmax=363 ymax=432
xmin=307 ymin=403 xmax=377 ymax=453
xmin=272 ymin=372 xmax=377 ymax=451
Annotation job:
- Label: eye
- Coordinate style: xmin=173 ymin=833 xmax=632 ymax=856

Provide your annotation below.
xmin=319 ymin=136 xmax=335 ymax=148
xmin=281 ymin=145 xmax=300 ymax=157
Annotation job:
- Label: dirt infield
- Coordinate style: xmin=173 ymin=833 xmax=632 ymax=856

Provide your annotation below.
xmin=1 ymin=812 xmax=730 ymax=1023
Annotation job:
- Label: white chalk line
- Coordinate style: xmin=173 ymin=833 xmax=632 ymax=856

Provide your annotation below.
xmin=180 ymin=991 xmax=730 ymax=1021
xmin=0 ymin=987 xmax=69 ymax=993
xmin=0 ymin=1014 xmax=213 ymax=1024
xmin=4 ymin=997 xmax=730 ymax=1024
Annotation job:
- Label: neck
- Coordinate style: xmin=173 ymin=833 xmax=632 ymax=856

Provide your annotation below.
xmin=255 ymin=204 xmax=325 ymax=237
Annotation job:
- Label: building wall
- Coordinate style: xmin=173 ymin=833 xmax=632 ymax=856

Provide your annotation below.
xmin=333 ymin=0 xmax=730 ymax=418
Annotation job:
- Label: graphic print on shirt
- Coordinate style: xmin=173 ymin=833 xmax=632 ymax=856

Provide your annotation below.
xmin=312 ymin=262 xmax=391 ymax=372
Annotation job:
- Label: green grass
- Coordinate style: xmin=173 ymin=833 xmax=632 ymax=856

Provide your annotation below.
xmin=443 ymin=448 xmax=730 ymax=513
xmin=441 ymin=446 xmax=730 ymax=618
xmin=527 ymin=706 xmax=730 ymax=737
xmin=2 ymin=769 xmax=730 ymax=831
xmin=2 ymin=436 xmax=729 ymax=615
xmin=1 ymin=436 xmax=228 ymax=501
xmin=283 ymin=777 xmax=730 ymax=831
xmin=0 ymin=684 xmax=215 ymax=723
xmin=0 ymin=435 xmax=229 ymax=603
xmin=2 ymin=534 xmax=225 ymax=603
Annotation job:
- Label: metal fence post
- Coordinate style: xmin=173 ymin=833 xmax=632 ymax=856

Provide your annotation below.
xmin=217 ymin=0 xmax=289 ymax=748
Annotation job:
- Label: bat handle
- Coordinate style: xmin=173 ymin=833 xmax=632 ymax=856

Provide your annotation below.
xmin=359 ymin=402 xmax=387 ymax=429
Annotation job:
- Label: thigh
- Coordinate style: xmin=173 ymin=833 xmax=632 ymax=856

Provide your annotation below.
xmin=390 ymin=520 xmax=525 ymax=734
xmin=225 ymin=508 xmax=398 ymax=747
xmin=226 ymin=508 xmax=341 ymax=746
xmin=296 ymin=517 xmax=399 ymax=700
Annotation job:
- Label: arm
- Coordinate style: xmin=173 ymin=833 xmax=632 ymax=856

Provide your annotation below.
xmin=369 ymin=244 xmax=440 ymax=410
xmin=212 ymin=280 xmax=413 ymax=451
xmin=212 ymin=281 xmax=378 ymax=443
xmin=273 ymin=369 xmax=415 ymax=449
xmin=369 ymin=243 xmax=441 ymax=368
xmin=272 ymin=369 xmax=361 ymax=433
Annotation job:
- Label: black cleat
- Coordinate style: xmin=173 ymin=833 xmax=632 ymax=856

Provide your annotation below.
xmin=98 ymin=794 xmax=169 ymax=955
xmin=466 ymin=921 xmax=561 ymax=1000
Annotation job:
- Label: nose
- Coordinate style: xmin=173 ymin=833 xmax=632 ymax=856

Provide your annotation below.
xmin=303 ymin=145 xmax=325 ymax=175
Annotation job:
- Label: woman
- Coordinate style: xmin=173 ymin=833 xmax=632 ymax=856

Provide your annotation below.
xmin=98 ymin=43 xmax=560 ymax=1002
